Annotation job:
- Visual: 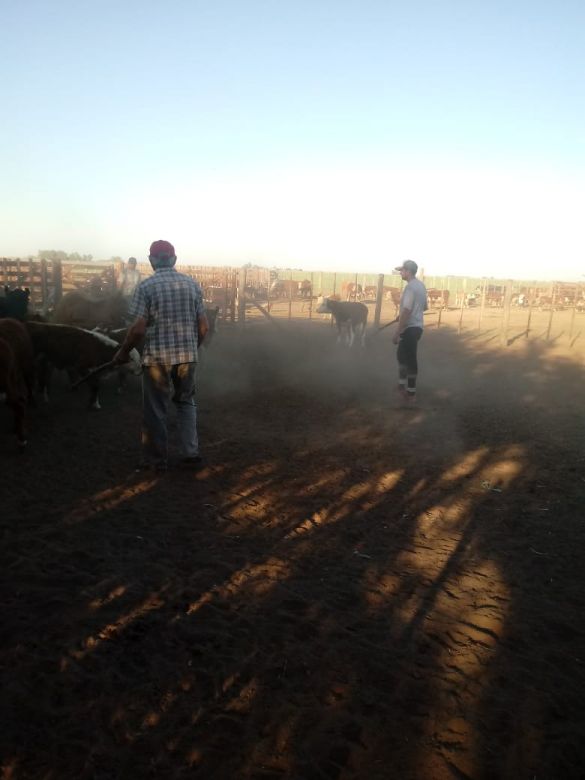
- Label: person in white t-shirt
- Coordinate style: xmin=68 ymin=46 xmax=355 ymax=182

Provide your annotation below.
xmin=121 ymin=257 xmax=142 ymax=299
xmin=392 ymin=260 xmax=428 ymax=405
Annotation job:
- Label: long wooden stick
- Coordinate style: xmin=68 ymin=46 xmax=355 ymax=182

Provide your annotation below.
xmin=71 ymin=360 xmax=116 ymax=388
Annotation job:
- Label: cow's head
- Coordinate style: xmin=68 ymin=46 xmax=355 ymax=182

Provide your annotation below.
xmin=316 ymin=296 xmax=332 ymax=314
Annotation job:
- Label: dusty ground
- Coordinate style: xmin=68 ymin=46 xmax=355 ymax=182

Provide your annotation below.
xmin=1 ymin=315 xmax=585 ymax=780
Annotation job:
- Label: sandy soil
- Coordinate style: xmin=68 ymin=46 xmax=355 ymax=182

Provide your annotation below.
xmin=1 ymin=316 xmax=585 ymax=780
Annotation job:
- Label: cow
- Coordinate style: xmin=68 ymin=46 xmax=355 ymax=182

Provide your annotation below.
xmin=316 ymin=298 xmax=368 ymax=347
xmin=269 ymin=279 xmax=299 ymax=298
xmin=383 ymin=286 xmax=402 ymax=316
xmin=26 ymin=321 xmax=141 ymax=410
xmin=0 ymin=319 xmax=36 ymax=446
xmin=0 ymin=287 xmax=31 ymax=320
xmin=341 ymin=281 xmax=363 ymax=301
xmin=298 ymin=279 xmax=312 ymax=298
xmin=52 ymin=290 xmax=128 ymax=330
xmin=426 ymin=289 xmax=450 ymax=309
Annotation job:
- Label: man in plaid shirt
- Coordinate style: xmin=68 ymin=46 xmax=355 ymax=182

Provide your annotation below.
xmin=114 ymin=239 xmax=209 ymax=472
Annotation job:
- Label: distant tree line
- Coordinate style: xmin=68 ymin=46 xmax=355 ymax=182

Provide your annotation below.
xmin=38 ymin=249 xmax=94 ymax=263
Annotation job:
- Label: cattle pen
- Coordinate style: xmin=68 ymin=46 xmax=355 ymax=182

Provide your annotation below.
xmin=1 ymin=257 xmax=583 ymax=349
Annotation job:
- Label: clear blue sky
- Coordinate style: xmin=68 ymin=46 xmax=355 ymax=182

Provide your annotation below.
xmin=2 ymin=0 xmax=584 ymax=280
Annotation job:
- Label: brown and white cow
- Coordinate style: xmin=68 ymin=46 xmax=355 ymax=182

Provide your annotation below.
xmin=0 ymin=318 xmax=36 ymax=446
xmin=426 ymin=289 xmax=450 ymax=308
xmin=53 ymin=290 xmax=128 ymax=330
xmin=316 ymin=298 xmax=368 ymax=347
xmin=269 ymin=279 xmax=298 ymax=298
xmin=298 ymin=279 xmax=312 ymax=298
xmin=26 ymin=321 xmax=141 ymax=409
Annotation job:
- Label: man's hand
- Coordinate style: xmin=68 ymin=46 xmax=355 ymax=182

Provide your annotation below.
xmin=392 ymin=332 xmax=400 ymax=345
xmin=112 ymin=348 xmax=129 ymax=366
xmin=113 ymin=316 xmax=147 ymax=365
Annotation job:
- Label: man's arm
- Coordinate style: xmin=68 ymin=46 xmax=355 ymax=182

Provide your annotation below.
xmin=113 ymin=317 xmax=147 ymax=364
xmin=396 ymin=306 xmax=412 ymax=334
xmin=393 ymin=306 xmax=412 ymax=343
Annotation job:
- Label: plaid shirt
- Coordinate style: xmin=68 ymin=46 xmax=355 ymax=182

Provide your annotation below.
xmin=128 ymin=268 xmax=206 ymax=365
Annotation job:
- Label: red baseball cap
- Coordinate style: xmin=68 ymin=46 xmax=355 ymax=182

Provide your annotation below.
xmin=149 ymin=239 xmax=176 ymax=258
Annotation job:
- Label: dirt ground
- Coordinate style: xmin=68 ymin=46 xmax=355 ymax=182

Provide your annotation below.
xmin=1 ymin=314 xmax=585 ymax=780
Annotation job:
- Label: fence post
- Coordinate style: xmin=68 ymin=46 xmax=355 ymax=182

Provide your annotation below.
xmin=53 ymin=260 xmax=63 ymax=304
xmin=288 ymin=270 xmax=293 ymax=321
xmin=230 ymin=270 xmax=237 ymax=322
xmin=525 ymin=299 xmax=533 ymax=339
xmin=478 ymin=278 xmax=486 ymax=332
xmin=458 ymin=290 xmax=465 ymax=334
xmin=40 ymin=258 xmax=48 ymax=314
xmin=332 ymin=272 xmax=337 ymax=296
xmin=237 ymin=267 xmax=247 ymax=327
xmin=500 ymin=279 xmax=513 ymax=346
xmin=374 ymin=274 xmax=384 ymax=329
xmin=309 ymin=272 xmax=314 ymax=320
xmin=569 ymin=304 xmax=576 ymax=341
xmin=546 ymin=285 xmax=556 ymax=341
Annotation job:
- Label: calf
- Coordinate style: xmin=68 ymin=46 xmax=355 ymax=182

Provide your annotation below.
xmin=316 ymin=298 xmax=368 ymax=347
xmin=0 ymin=319 xmax=36 ymax=446
xmin=26 ymin=322 xmax=141 ymax=409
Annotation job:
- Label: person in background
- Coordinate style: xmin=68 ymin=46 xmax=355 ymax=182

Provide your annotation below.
xmin=120 ymin=257 xmax=141 ymax=298
xmin=393 ymin=260 xmax=428 ymax=406
xmin=113 ymin=240 xmax=209 ymax=472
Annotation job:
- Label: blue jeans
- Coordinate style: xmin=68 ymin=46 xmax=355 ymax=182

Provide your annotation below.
xmin=141 ymin=362 xmax=199 ymax=466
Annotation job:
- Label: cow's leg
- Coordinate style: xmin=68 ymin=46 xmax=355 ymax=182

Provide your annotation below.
xmin=37 ymin=355 xmax=51 ymax=402
xmin=347 ymin=321 xmax=355 ymax=348
xmin=117 ymin=366 xmax=128 ymax=394
xmin=87 ymin=375 xmax=101 ymax=410
xmin=7 ymin=374 xmax=27 ymax=446
xmin=335 ymin=319 xmax=343 ymax=343
xmin=9 ymin=397 xmax=27 ymax=446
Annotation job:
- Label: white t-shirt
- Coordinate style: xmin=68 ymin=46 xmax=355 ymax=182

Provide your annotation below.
xmin=400 ymin=278 xmax=427 ymax=329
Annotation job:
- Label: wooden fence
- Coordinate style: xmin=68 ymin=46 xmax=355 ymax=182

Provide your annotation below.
xmin=0 ymin=258 xmax=239 ymax=319
xmin=1 ymin=259 xmax=583 ymax=345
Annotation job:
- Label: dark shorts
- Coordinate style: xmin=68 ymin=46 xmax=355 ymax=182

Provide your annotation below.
xmin=397 ymin=327 xmax=423 ymax=372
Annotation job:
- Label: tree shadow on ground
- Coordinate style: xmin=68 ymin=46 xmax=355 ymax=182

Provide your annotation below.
xmin=1 ymin=323 xmax=584 ymax=779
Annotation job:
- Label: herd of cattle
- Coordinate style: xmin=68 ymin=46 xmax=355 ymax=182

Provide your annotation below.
xmin=0 ymin=287 xmax=145 ymax=447
xmin=0 ymin=278 xmax=378 ymax=447
xmin=246 ymin=279 xmax=451 ymax=312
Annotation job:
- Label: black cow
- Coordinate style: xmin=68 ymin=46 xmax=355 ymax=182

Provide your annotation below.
xmin=0 ymin=287 xmax=31 ymax=320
